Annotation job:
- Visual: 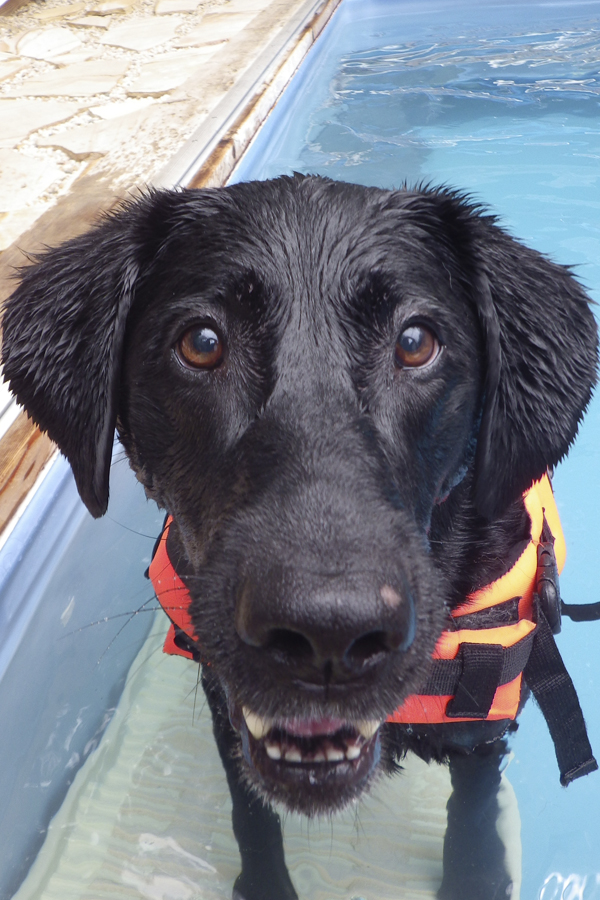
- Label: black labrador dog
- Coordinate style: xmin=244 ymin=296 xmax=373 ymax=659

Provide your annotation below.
xmin=2 ymin=175 xmax=598 ymax=900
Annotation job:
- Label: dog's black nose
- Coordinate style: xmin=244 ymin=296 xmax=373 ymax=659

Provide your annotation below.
xmin=235 ymin=571 xmax=414 ymax=680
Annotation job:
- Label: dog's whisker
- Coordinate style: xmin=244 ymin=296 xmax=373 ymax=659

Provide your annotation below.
xmin=104 ymin=515 xmax=159 ymax=540
xmin=60 ymin=599 xmax=161 ymax=639
xmin=185 ymin=666 xmax=204 ymax=723
xmin=93 ymin=595 xmax=162 ymax=667
xmin=60 ymin=575 xmax=169 ymax=640
xmin=123 ymin=642 xmax=166 ymax=686
xmin=193 ymin=665 xmax=201 ymax=722
xmin=149 ymin=558 xmax=191 ymax=583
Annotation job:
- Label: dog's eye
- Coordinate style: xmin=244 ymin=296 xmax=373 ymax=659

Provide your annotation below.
xmin=395 ymin=325 xmax=440 ymax=369
xmin=177 ymin=326 xmax=224 ymax=369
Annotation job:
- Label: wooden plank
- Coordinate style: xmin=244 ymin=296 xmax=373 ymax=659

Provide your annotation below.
xmin=0 ymin=0 xmax=31 ymax=14
xmin=0 ymin=413 xmax=55 ymax=536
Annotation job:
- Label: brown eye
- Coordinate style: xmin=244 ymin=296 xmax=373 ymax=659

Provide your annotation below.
xmin=395 ymin=324 xmax=440 ymax=369
xmin=177 ymin=325 xmax=223 ymax=369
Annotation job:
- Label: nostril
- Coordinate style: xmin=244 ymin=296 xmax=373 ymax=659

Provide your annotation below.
xmin=346 ymin=629 xmax=405 ymax=667
xmin=265 ymin=628 xmax=315 ymax=663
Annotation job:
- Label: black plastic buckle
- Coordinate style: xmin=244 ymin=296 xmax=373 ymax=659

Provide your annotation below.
xmin=536 ymin=540 xmax=561 ymax=635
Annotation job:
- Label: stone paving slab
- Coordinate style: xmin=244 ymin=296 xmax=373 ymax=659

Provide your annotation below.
xmin=155 ymin=0 xmax=203 ymax=12
xmin=31 ymin=2 xmax=88 ymax=20
xmin=0 ymin=58 xmax=24 ymax=79
xmin=71 ymin=15 xmax=110 ymax=27
xmin=94 ymin=0 xmax=138 ymax=13
xmin=16 ymin=25 xmax=83 ymax=57
xmin=5 ymin=57 xmax=131 ymax=96
xmin=98 ymin=14 xmax=183 ymax=50
xmin=0 ymin=98 xmax=83 ymax=146
xmin=38 ymin=104 xmax=164 ymax=157
xmin=127 ymin=46 xmax=220 ymax=94
xmin=0 ymin=149 xmax=63 ymax=209
xmin=174 ymin=11 xmax=255 ymax=46
xmin=90 ymin=95 xmax=154 ymax=117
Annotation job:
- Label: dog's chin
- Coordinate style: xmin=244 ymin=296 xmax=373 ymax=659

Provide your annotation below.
xmin=229 ymin=701 xmax=384 ymax=815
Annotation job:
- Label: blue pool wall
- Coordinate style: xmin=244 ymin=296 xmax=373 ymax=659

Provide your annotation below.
xmin=0 ymin=453 xmax=163 ymax=898
xmin=2 ymin=0 xmax=600 ymax=896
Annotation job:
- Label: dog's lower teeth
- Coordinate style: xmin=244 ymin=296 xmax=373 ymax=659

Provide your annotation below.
xmin=242 ymin=707 xmax=273 ymax=740
xmin=265 ymin=743 xmax=281 ymax=760
xmin=248 ymin=713 xmax=377 ymax=766
xmin=325 ymin=747 xmax=345 ymax=762
xmin=284 ymin=748 xmax=303 ymax=763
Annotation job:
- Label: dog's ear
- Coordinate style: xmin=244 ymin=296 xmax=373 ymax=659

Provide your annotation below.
xmin=1 ymin=192 xmax=170 ymax=518
xmin=466 ymin=212 xmax=598 ymax=519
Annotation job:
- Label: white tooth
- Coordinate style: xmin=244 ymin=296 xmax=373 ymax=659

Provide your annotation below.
xmin=242 ymin=707 xmax=273 ymax=740
xmin=345 ymin=744 xmax=361 ymax=760
xmin=284 ymin=748 xmax=302 ymax=763
xmin=265 ymin=743 xmax=281 ymax=760
xmin=313 ymin=751 xmax=326 ymax=763
xmin=325 ymin=747 xmax=344 ymax=762
xmin=356 ymin=720 xmax=381 ymax=740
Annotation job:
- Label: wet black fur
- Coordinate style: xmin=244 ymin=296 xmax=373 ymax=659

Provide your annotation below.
xmin=2 ymin=175 xmax=598 ymax=900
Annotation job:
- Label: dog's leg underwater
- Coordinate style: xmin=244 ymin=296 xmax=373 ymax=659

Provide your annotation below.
xmin=201 ymin=669 xmax=298 ymax=900
xmin=438 ymin=741 xmax=513 ymax=900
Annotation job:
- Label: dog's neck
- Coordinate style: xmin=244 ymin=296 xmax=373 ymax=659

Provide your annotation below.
xmin=429 ymin=473 xmax=531 ymax=609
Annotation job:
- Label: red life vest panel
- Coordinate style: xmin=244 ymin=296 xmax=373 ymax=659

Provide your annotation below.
xmin=148 ymin=475 xmax=597 ymax=785
xmin=149 ymin=524 xmax=198 ymax=661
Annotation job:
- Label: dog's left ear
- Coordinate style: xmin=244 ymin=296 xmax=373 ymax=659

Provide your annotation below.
xmin=466 ymin=211 xmax=598 ymax=519
xmin=1 ymin=191 xmax=171 ymax=518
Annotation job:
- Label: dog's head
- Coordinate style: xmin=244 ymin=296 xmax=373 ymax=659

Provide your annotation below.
xmin=2 ymin=175 xmax=597 ymax=812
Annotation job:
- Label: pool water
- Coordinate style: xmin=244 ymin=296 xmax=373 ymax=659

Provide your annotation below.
xmin=9 ymin=1 xmax=600 ymax=898
xmin=236 ymin=2 xmax=600 ymax=893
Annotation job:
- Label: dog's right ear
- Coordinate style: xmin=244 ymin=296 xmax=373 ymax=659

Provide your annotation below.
xmin=1 ymin=191 xmax=171 ymax=518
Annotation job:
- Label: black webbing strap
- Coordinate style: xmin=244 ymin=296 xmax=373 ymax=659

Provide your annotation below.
xmin=445 ymin=643 xmax=504 ymax=718
xmin=524 ymin=596 xmax=598 ymax=786
xmin=419 ymin=629 xmax=535 ymax=716
xmin=562 ymin=600 xmax=600 ymax=622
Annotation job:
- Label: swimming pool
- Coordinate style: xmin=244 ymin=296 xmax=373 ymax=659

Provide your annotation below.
xmin=4 ymin=0 xmax=600 ymax=897
xmin=234 ymin=3 xmax=600 ymax=894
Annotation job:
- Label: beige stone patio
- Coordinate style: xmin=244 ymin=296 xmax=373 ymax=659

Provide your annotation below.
xmin=0 ymin=0 xmax=337 ymax=256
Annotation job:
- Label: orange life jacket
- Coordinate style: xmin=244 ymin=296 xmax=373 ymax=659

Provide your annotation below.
xmin=148 ymin=475 xmax=596 ymax=785
xmin=388 ymin=474 xmax=565 ymax=725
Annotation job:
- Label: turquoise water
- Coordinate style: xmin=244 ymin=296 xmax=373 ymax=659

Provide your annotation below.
xmin=233 ymin=1 xmax=600 ymax=896
xmin=7 ymin=1 xmax=600 ymax=898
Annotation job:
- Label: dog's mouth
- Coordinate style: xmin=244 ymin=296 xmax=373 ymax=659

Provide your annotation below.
xmin=229 ymin=703 xmax=384 ymax=813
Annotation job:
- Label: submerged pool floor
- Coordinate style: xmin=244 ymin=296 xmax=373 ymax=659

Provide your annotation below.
xmin=14 ymin=619 xmax=521 ymax=900
xmin=8 ymin=0 xmax=600 ymax=897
